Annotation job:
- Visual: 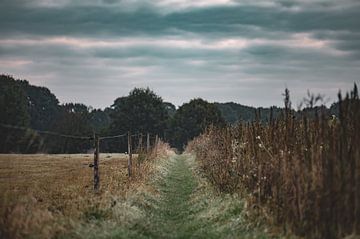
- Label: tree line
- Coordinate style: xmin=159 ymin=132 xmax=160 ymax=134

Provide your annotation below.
xmin=0 ymin=75 xmax=224 ymax=153
xmin=0 ymin=74 xmax=341 ymax=153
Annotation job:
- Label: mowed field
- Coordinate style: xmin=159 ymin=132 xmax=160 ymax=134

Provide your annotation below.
xmin=0 ymin=153 xmax=134 ymax=238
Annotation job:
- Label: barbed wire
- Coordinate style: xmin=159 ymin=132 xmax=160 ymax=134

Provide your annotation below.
xmin=0 ymin=123 xmax=159 ymax=142
xmin=99 ymin=133 xmax=127 ymax=140
xmin=0 ymin=123 xmax=93 ymax=140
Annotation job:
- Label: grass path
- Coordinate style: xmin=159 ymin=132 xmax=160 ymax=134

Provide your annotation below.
xmin=76 ymin=154 xmax=278 ymax=239
xmin=148 ymin=154 xmax=207 ymax=238
xmin=128 ymin=154 xmax=274 ymax=239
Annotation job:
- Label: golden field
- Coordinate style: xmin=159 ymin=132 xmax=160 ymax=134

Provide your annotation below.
xmin=0 ymin=153 xmax=134 ymax=238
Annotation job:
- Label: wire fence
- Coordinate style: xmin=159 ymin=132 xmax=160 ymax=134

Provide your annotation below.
xmin=0 ymin=123 xmax=94 ymax=140
xmin=0 ymin=123 xmax=161 ymax=193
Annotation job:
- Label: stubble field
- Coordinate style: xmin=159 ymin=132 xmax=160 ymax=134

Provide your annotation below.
xmin=0 ymin=153 xmax=132 ymax=238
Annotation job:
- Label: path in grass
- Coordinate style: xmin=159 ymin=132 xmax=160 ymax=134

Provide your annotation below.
xmin=149 ymin=154 xmax=204 ymax=238
xmin=132 ymin=154 xmax=273 ymax=239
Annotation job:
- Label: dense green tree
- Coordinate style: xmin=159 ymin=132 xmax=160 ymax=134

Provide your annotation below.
xmin=0 ymin=75 xmax=33 ymax=152
xmin=163 ymin=102 xmax=176 ymax=118
xmin=0 ymin=75 xmax=30 ymax=126
xmin=22 ymin=82 xmax=60 ymax=130
xmin=168 ymin=98 xmax=225 ymax=150
xmin=109 ymin=88 xmax=169 ymax=136
xmin=46 ymin=103 xmax=93 ymax=153
xmin=0 ymin=75 xmax=97 ymax=153
xmin=215 ymin=102 xmax=284 ymax=124
xmin=89 ymin=108 xmax=112 ymax=132
xmin=0 ymin=74 xmax=60 ymax=130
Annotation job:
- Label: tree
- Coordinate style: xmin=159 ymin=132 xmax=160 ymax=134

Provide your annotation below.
xmin=22 ymin=82 xmax=60 ymax=130
xmin=0 ymin=75 xmax=30 ymax=126
xmin=89 ymin=108 xmax=111 ymax=132
xmin=168 ymin=98 xmax=225 ymax=150
xmin=163 ymin=102 xmax=176 ymax=118
xmin=46 ymin=103 xmax=93 ymax=153
xmin=0 ymin=74 xmax=60 ymax=130
xmin=0 ymin=75 xmax=32 ymax=152
xmin=109 ymin=88 xmax=169 ymax=136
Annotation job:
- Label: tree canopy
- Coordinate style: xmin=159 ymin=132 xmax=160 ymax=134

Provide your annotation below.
xmin=168 ymin=98 xmax=225 ymax=150
xmin=0 ymin=75 xmax=97 ymax=153
xmin=109 ymin=87 xmax=169 ymax=137
xmin=0 ymin=75 xmax=30 ymax=127
xmin=0 ymin=75 xmax=31 ymax=152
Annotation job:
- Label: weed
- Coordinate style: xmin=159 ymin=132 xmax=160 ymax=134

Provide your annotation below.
xmin=188 ymin=85 xmax=360 ymax=239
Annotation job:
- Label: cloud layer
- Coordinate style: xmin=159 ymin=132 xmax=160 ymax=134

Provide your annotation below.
xmin=1 ymin=0 xmax=359 ymax=108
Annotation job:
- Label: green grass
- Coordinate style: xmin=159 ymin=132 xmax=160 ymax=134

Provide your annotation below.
xmin=66 ymin=154 xmax=282 ymax=239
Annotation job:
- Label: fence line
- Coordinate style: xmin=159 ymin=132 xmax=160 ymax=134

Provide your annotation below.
xmin=99 ymin=133 xmax=127 ymax=140
xmin=0 ymin=123 xmax=93 ymax=140
xmin=0 ymin=123 xmax=160 ymax=193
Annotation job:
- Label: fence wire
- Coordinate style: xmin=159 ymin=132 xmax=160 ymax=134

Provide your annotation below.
xmin=0 ymin=123 xmax=94 ymax=140
xmin=0 ymin=123 xmax=157 ymax=142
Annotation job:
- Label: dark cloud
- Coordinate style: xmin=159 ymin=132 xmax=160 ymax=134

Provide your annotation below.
xmin=102 ymin=0 xmax=118 ymax=4
xmin=1 ymin=2 xmax=359 ymax=37
xmin=0 ymin=0 xmax=359 ymax=108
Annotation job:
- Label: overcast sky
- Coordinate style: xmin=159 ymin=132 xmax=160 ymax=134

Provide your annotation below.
xmin=0 ymin=0 xmax=359 ymax=108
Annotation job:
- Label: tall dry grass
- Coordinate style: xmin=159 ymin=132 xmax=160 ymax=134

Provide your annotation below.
xmin=0 ymin=153 xmax=131 ymax=238
xmin=188 ymin=85 xmax=360 ymax=239
xmin=0 ymin=139 xmax=170 ymax=239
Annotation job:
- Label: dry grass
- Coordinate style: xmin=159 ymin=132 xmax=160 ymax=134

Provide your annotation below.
xmin=0 ymin=153 xmax=134 ymax=238
xmin=188 ymin=86 xmax=360 ymax=239
xmin=0 ymin=139 xmax=171 ymax=239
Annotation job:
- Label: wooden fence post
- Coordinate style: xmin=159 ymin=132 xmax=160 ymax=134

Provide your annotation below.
xmin=137 ymin=133 xmax=143 ymax=170
xmin=138 ymin=133 xmax=143 ymax=152
xmin=155 ymin=134 xmax=159 ymax=153
xmin=147 ymin=133 xmax=150 ymax=152
xmin=127 ymin=131 xmax=132 ymax=177
xmin=93 ymin=134 xmax=100 ymax=192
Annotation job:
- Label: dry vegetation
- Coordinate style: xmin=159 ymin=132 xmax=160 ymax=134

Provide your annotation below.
xmin=0 ymin=153 xmax=130 ymax=238
xmin=188 ymin=86 xmax=360 ymax=239
xmin=0 ymin=141 xmax=169 ymax=239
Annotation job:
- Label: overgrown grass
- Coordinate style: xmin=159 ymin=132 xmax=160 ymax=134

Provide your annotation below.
xmin=187 ymin=85 xmax=360 ymax=239
xmin=88 ymin=154 xmax=283 ymax=238
xmin=58 ymin=151 xmax=283 ymax=238
xmin=184 ymin=154 xmax=284 ymax=239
